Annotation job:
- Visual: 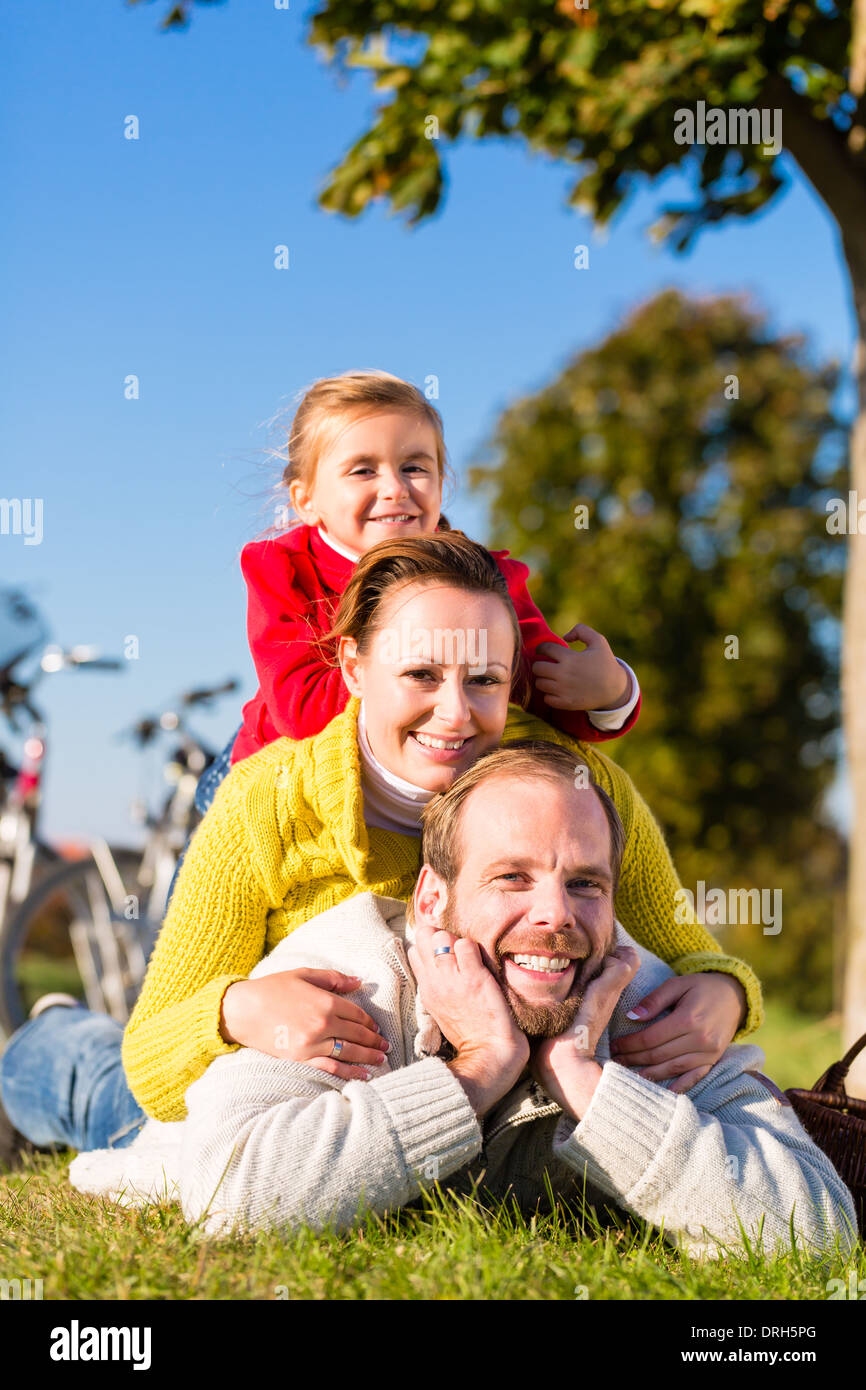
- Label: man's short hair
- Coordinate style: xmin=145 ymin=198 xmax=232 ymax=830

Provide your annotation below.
xmin=418 ymin=740 xmax=626 ymax=896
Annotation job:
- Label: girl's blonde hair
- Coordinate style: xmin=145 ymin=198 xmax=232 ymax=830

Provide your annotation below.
xmin=281 ymin=370 xmax=451 ymax=497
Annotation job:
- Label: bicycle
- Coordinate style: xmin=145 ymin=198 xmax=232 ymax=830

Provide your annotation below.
xmin=0 ymin=678 xmax=239 ymax=1037
xmin=0 ymin=589 xmax=124 ymax=1027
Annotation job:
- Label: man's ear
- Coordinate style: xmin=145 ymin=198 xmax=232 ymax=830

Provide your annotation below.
xmin=413 ymin=865 xmax=449 ymax=928
xmin=339 ymin=637 xmax=363 ymax=698
xmin=288 ymin=478 xmax=319 ymax=527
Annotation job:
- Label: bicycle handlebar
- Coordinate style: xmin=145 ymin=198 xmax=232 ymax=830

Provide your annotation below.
xmin=181 ymin=679 xmax=240 ymax=707
xmin=70 ymin=658 xmax=125 ymax=672
xmin=118 ymin=678 xmax=240 ymax=747
xmin=0 ymin=644 xmax=124 ymax=733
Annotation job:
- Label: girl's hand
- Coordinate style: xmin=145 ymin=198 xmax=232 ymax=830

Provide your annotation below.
xmin=219 ymin=969 xmax=391 ymax=1081
xmin=609 ymin=971 xmax=748 ymax=1094
xmin=533 ymin=624 xmax=631 ymax=712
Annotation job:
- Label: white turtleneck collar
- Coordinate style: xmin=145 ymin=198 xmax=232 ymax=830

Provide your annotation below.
xmin=357 ymin=701 xmax=432 ymax=837
xmin=317 ymin=527 xmax=361 ymax=563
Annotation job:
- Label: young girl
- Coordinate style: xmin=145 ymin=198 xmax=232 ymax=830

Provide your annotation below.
xmin=229 ymin=369 xmax=642 ymax=768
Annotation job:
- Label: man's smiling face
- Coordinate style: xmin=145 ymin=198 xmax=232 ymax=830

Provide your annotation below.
xmin=436 ymin=773 xmax=617 ymax=1037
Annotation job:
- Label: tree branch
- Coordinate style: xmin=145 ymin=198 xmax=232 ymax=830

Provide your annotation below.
xmin=761 ymin=72 xmax=866 ymax=237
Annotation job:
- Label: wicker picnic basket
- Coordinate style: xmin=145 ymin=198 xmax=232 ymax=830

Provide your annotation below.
xmin=786 ymin=1031 xmax=866 ymax=1236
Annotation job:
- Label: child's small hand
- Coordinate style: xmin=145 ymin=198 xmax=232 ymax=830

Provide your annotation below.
xmin=533 ymin=624 xmax=630 ymax=712
xmin=609 ymin=972 xmax=748 ymax=1093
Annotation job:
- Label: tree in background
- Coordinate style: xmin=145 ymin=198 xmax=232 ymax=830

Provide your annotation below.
xmin=144 ymin=0 xmax=866 ymax=1050
xmin=470 ymin=289 xmax=847 ymax=1013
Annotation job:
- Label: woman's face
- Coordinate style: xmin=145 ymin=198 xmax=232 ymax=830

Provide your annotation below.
xmin=340 ymin=581 xmax=517 ymax=793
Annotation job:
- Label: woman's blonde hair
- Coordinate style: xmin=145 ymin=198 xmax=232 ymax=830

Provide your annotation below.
xmin=280 ymin=370 xmax=451 ymax=497
xmin=327 ymin=531 xmax=525 ymax=692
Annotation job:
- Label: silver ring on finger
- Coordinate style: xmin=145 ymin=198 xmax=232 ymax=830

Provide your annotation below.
xmin=433 ymin=946 xmax=453 ymax=957
xmin=330 ymin=1038 xmax=344 ymax=1058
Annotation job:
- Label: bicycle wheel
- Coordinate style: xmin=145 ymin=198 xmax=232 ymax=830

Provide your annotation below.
xmin=0 ymin=848 xmax=149 ymax=1036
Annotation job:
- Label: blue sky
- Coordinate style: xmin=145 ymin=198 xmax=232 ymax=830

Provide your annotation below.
xmin=1 ymin=0 xmax=856 ymax=844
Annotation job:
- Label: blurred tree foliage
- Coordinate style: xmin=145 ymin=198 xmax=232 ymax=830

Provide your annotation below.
xmin=146 ymin=2 xmax=863 ymax=245
xmin=470 ymin=290 xmax=848 ymax=1013
xmin=306 ymin=0 xmax=860 ymax=240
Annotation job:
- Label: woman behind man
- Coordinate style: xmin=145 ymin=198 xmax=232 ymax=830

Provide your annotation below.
xmin=0 ymin=532 xmax=762 ymax=1151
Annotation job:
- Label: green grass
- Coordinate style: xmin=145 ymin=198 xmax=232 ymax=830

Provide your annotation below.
xmin=1 ymin=1003 xmax=858 ymax=1300
xmin=751 ymin=1000 xmax=841 ymax=1092
xmin=16 ymin=954 xmax=87 ymax=1017
xmin=0 ymin=1151 xmax=862 ymax=1301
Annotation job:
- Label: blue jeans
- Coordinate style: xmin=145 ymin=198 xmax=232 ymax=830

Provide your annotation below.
xmin=0 ymin=732 xmax=241 ymax=1152
xmin=0 ymin=1006 xmax=145 ymax=1150
xmin=194 ymin=731 xmax=238 ymax=817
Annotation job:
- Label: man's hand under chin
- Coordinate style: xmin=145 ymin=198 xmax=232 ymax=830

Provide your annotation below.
xmin=531 ymin=946 xmax=640 ymax=1122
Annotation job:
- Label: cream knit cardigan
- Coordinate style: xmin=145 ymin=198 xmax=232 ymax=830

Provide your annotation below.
xmin=70 ymin=894 xmax=857 ymax=1258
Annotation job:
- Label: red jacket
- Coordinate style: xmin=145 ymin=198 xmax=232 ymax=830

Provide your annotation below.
xmin=232 ymin=525 xmax=639 ymax=762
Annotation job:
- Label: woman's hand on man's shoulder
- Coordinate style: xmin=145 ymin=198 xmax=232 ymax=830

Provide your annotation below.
xmin=219 ymin=969 xmax=391 ymax=1081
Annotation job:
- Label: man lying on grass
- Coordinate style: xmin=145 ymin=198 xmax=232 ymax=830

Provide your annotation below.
xmin=71 ymin=742 xmax=857 ymax=1256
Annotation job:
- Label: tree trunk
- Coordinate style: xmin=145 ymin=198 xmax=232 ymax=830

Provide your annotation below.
xmin=840 ymin=236 xmax=866 ymax=1091
xmin=852 ymin=0 xmax=866 ymax=96
xmin=761 ymin=73 xmax=866 ymax=1088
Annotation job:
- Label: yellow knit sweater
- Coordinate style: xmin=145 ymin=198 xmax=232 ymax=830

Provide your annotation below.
xmin=122 ymin=699 xmax=764 ymax=1121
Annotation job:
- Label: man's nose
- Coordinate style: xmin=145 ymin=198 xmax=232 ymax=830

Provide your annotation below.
xmin=525 ymin=882 xmax=579 ymax=932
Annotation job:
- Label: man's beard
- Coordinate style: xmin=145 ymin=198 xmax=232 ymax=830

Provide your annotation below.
xmin=439 ymin=902 xmax=588 ymax=1039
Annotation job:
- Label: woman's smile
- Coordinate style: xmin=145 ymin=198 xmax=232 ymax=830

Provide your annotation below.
xmin=408 ymin=730 xmax=476 ymax=763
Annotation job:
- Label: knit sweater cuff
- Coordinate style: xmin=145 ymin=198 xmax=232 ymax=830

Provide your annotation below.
xmin=192 ymin=974 xmax=245 ymax=1063
xmin=373 ymin=1057 xmax=482 ymax=1182
xmin=671 ymin=950 xmax=764 ymax=1040
xmin=553 ymin=1061 xmax=680 ymax=1200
